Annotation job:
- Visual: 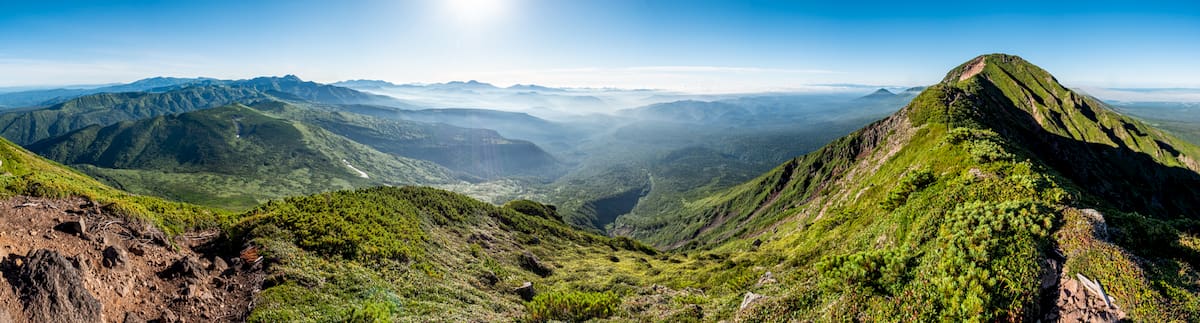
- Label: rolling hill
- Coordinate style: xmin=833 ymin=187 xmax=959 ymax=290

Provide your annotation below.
xmin=26 ymin=104 xmax=459 ymax=209
xmin=0 ymin=75 xmax=415 ymax=146
xmin=2 ymin=54 xmax=1198 ymax=322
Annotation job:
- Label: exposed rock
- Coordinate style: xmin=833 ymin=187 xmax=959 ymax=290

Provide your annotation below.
xmin=514 ymin=282 xmax=536 ymax=301
xmin=158 ymin=308 xmax=180 ymax=323
xmin=681 ymin=304 xmax=704 ymax=319
xmin=739 ymin=292 xmax=766 ymax=311
xmin=181 ymin=282 xmax=210 ymax=301
xmin=518 ymin=251 xmax=553 ymax=277
xmin=13 ymin=249 xmax=103 ymax=323
xmin=52 ymin=220 xmax=85 ymax=238
xmin=122 ymin=312 xmax=145 ymax=323
xmin=608 ymin=255 xmax=620 ymax=262
xmin=160 ymin=256 xmax=203 ymax=280
xmin=755 ymin=271 xmax=777 ymax=287
xmin=467 ymin=232 xmax=494 ymax=249
xmin=751 ymin=239 xmax=763 ymax=248
xmin=479 ymin=270 xmax=499 ymax=286
xmin=102 ymin=246 xmax=127 ymax=268
xmin=1079 ymin=209 xmax=1108 ymax=239
xmin=210 ymin=256 xmax=229 ymax=275
xmin=128 ymin=243 xmax=146 ymax=257
xmin=1049 ymin=274 xmax=1125 ymax=322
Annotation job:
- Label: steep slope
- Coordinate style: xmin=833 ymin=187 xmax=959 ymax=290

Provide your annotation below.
xmin=27 ymin=104 xmax=458 ymax=209
xmin=0 ymin=85 xmax=271 ymax=145
xmin=615 ymin=54 xmax=1200 ymax=320
xmin=0 ymin=132 xmax=265 ymax=322
xmin=233 ymin=187 xmax=680 ymax=322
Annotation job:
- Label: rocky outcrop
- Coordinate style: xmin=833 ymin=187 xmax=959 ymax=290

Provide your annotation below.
xmin=12 ymin=249 xmax=103 ymax=323
xmin=514 ymin=282 xmax=536 ymax=301
xmin=739 ymin=292 xmax=766 ymax=310
xmin=518 ymin=251 xmax=553 ymax=277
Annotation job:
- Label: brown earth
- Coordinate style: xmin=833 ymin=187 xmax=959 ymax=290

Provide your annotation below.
xmin=0 ymin=196 xmax=262 ymax=323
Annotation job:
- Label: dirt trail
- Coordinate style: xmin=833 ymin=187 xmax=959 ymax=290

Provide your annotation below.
xmin=0 ymin=196 xmax=262 ymax=322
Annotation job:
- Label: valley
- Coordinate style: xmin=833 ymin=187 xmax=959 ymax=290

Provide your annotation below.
xmin=0 ymin=53 xmax=1197 ymax=321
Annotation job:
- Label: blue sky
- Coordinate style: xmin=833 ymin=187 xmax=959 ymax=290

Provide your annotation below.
xmin=1 ymin=0 xmax=1198 ymax=91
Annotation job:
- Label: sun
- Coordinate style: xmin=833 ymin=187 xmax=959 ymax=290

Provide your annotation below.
xmin=442 ymin=0 xmax=512 ymax=26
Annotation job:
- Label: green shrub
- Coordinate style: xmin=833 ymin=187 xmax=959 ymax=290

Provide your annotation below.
xmin=933 ymin=200 xmax=1054 ymax=320
xmin=346 ymin=301 xmax=393 ymax=323
xmin=816 ymin=249 xmax=907 ymax=294
xmin=238 ymin=187 xmax=430 ymax=261
xmin=526 ymin=290 xmax=621 ymax=322
xmin=966 ymin=140 xmax=1014 ymax=163
xmin=881 ymin=168 xmax=937 ymax=211
xmin=504 ymin=199 xmax=562 ymax=222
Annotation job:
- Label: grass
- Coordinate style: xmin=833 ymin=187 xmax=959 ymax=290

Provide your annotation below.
xmin=0 ymin=134 xmax=230 ymax=235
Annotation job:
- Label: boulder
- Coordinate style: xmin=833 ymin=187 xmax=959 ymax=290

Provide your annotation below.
xmin=210 ymin=256 xmax=230 ymax=275
xmin=479 ymin=270 xmax=499 ymax=286
xmin=160 ymin=256 xmax=203 ymax=280
xmin=514 ymin=282 xmax=537 ymax=301
xmin=102 ymin=246 xmax=127 ymax=268
xmin=13 ymin=249 xmax=103 ymax=323
xmin=739 ymin=292 xmax=766 ymax=311
xmin=128 ymin=243 xmax=146 ymax=257
xmin=755 ymin=271 xmax=777 ymax=287
xmin=52 ymin=220 xmax=87 ymax=240
xmin=122 ymin=312 xmax=146 ymax=323
xmin=518 ymin=251 xmax=553 ymax=277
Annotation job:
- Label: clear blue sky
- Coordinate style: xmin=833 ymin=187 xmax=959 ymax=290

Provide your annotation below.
xmin=1 ymin=0 xmax=1197 ymax=91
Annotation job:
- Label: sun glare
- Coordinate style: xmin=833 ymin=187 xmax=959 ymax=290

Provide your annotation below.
xmin=442 ymin=0 xmax=511 ymax=26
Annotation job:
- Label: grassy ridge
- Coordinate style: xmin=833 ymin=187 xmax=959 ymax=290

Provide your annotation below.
xmin=0 ymin=134 xmax=229 ymax=235
xmin=27 ymin=104 xmax=459 ymax=210
xmin=620 ymin=54 xmax=1200 ymax=320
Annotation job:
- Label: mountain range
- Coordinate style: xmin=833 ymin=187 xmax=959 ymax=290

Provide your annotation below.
xmin=0 ymin=54 xmax=1197 ymax=322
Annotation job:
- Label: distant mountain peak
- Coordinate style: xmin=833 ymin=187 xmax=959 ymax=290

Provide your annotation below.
xmin=281 ymin=74 xmax=303 ymax=82
xmin=333 ymin=79 xmax=398 ymax=88
xmin=857 ymin=88 xmax=898 ymax=100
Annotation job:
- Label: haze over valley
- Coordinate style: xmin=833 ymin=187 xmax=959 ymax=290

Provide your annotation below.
xmin=0 ymin=1 xmax=1199 ymax=322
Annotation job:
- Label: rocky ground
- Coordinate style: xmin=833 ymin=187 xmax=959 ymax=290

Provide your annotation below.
xmin=0 ymin=196 xmax=261 ymax=323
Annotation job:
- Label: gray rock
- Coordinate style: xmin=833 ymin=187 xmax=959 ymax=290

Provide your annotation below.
xmin=210 ymin=256 xmax=229 ymax=275
xmin=755 ymin=271 xmax=777 ymax=287
xmin=122 ymin=312 xmax=145 ymax=323
xmin=480 ymin=270 xmax=499 ymax=286
xmin=52 ymin=220 xmax=85 ymax=238
xmin=13 ymin=249 xmax=103 ymax=323
xmin=102 ymin=246 xmax=127 ymax=268
xmin=160 ymin=256 xmax=203 ymax=280
xmin=739 ymin=292 xmax=766 ymax=311
xmin=514 ymin=282 xmax=536 ymax=301
xmin=518 ymin=251 xmax=553 ymax=277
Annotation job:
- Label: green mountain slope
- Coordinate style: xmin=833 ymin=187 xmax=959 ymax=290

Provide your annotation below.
xmin=229 ymin=75 xmax=415 ymax=107
xmin=0 ymin=77 xmax=213 ymax=108
xmin=0 ymin=133 xmax=227 ymax=235
xmin=251 ymin=101 xmax=565 ymax=181
xmin=0 ymin=85 xmax=271 ymax=145
xmin=613 ymin=54 xmax=1200 ymax=320
xmin=0 ymin=76 xmax=412 ymax=146
xmin=27 ymin=104 xmax=458 ymax=209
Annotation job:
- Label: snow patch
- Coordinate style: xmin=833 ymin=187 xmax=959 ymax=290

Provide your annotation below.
xmin=342 ymin=159 xmax=369 ymax=178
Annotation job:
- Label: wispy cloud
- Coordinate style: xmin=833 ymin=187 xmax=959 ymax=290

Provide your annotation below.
xmin=1078 ymin=87 xmax=1200 ymax=102
xmin=456 ymin=66 xmax=847 ymax=93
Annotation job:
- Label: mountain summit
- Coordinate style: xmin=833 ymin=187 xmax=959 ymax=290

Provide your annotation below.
xmin=613 ymin=53 xmax=1200 ymax=320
